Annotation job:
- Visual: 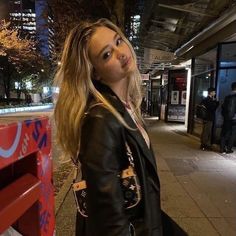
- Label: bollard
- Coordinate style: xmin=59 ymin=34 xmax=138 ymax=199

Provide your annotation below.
xmin=0 ymin=116 xmax=55 ymax=236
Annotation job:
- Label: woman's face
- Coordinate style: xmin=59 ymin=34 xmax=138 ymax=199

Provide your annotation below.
xmin=88 ymin=26 xmax=136 ymax=86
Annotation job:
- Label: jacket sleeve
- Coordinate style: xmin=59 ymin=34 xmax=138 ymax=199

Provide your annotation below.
xmin=222 ymin=96 xmax=235 ymax=120
xmin=203 ymin=98 xmax=219 ymax=112
xmin=228 ymin=96 xmax=236 ymax=120
xmin=79 ymin=111 xmax=130 ymax=236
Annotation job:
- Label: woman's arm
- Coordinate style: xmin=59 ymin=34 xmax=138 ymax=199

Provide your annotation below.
xmin=79 ymin=110 xmax=130 ymax=236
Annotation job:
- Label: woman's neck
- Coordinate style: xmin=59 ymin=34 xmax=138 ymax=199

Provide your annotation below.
xmin=106 ymin=78 xmax=129 ymax=102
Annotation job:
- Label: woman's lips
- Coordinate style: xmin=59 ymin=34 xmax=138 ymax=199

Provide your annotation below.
xmin=122 ymin=57 xmax=131 ymax=68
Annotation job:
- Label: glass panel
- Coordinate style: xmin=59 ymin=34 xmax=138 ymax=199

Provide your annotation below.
xmin=214 ymin=68 xmax=236 ymax=142
xmin=217 ymin=68 xmax=236 ymax=103
xmin=190 ymin=48 xmax=217 ymax=136
xmin=194 ymin=72 xmax=212 ymax=106
xmin=192 ymin=48 xmax=217 ymax=77
xmin=219 ymin=43 xmax=236 ymax=68
xmin=192 ymin=72 xmax=212 ymax=137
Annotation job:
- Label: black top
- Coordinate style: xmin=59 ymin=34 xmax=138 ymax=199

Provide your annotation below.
xmin=201 ymin=96 xmax=219 ymax=121
xmin=221 ymin=92 xmax=236 ymax=123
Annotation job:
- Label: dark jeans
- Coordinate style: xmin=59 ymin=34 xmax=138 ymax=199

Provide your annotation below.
xmin=201 ymin=121 xmax=213 ymax=147
xmin=220 ymin=121 xmax=236 ymax=151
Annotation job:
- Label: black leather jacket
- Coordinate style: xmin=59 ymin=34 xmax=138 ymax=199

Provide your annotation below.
xmin=222 ymin=92 xmax=236 ymax=124
xmin=76 ymin=82 xmax=163 ymax=236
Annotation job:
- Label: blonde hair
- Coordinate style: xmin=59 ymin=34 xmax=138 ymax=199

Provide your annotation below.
xmin=54 ymin=18 xmax=143 ymax=159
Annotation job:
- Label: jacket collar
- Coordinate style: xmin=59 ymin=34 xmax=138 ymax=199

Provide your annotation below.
xmin=93 ymin=80 xmax=158 ymax=173
xmin=93 ymin=80 xmax=126 ymax=114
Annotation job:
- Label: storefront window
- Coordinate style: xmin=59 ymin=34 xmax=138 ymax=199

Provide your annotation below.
xmin=217 ymin=42 xmax=236 ymax=103
xmin=215 ymin=68 xmax=236 ymax=134
xmin=191 ymin=48 xmax=217 ymax=136
xmin=189 ymin=42 xmax=236 ymax=142
xmin=167 ymin=69 xmax=187 ymax=122
xmin=214 ymin=42 xmax=236 ymax=142
xmin=218 ymin=69 xmax=236 ymax=103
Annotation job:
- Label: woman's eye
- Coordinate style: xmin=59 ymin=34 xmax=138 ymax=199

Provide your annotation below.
xmin=116 ymin=37 xmax=123 ymax=46
xmin=102 ymin=51 xmax=111 ymax=60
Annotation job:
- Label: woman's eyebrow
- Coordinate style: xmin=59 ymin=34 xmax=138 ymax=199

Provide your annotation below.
xmin=96 ymin=33 xmax=119 ymax=58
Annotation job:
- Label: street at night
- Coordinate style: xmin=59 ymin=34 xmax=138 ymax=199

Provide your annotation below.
xmin=1 ymin=0 xmax=236 ymax=235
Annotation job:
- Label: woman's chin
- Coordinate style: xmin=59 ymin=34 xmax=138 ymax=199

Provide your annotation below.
xmin=127 ymin=61 xmax=137 ymax=74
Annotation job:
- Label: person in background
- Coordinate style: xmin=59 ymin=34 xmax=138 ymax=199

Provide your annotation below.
xmin=25 ymin=93 xmax=32 ymax=106
xmin=200 ymin=87 xmax=219 ymax=151
xmin=220 ymin=82 xmax=236 ymax=154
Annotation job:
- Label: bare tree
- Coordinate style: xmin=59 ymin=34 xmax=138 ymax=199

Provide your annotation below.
xmin=0 ymin=21 xmax=49 ymax=101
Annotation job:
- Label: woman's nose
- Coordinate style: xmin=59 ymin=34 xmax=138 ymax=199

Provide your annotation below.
xmin=117 ymin=52 xmax=126 ymax=61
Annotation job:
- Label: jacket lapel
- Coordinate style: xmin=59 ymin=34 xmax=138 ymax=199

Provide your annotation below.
xmin=94 ymin=81 xmax=158 ymax=174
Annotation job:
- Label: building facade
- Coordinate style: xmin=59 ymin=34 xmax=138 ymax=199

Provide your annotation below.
xmin=9 ymin=0 xmax=54 ymax=58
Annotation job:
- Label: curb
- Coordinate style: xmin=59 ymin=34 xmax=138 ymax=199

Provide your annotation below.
xmin=0 ymin=104 xmax=53 ymax=114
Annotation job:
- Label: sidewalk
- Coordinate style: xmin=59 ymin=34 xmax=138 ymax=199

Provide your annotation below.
xmin=55 ymin=121 xmax=236 ymax=236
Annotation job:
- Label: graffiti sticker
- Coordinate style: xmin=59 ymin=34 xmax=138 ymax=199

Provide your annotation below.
xmin=0 ymin=122 xmax=22 ymax=158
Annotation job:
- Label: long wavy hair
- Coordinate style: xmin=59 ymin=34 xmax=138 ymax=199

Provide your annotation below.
xmin=54 ymin=18 xmax=143 ymax=159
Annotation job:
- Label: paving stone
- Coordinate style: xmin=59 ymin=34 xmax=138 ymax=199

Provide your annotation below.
xmin=209 ymin=218 xmax=236 ymax=236
xmin=56 ymin=191 xmax=76 ymax=234
xmin=162 ymin=194 xmax=204 ymax=218
xmin=189 ymin=172 xmax=236 ymax=217
xmin=156 ymin=157 xmax=170 ymax=171
xmin=196 ymin=159 xmax=236 ymax=171
xmin=173 ymin=217 xmax=219 ymax=236
xmin=56 ymin=230 xmax=75 ymax=236
xmin=160 ymin=172 xmax=204 ymax=218
xmin=177 ymin=175 xmax=222 ymax=217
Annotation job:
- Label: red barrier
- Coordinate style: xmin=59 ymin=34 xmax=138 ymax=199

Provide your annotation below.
xmin=0 ymin=116 xmax=55 ymax=236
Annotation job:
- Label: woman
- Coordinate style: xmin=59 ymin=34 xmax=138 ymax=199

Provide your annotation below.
xmin=54 ymin=18 xmax=166 ymax=236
